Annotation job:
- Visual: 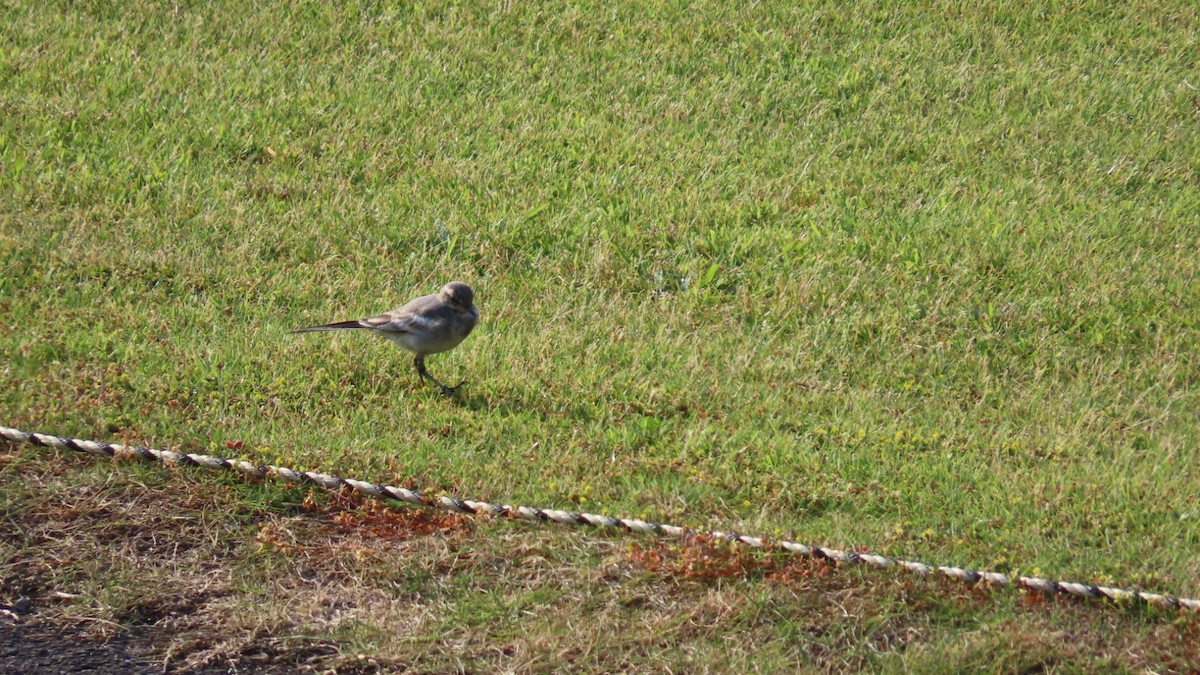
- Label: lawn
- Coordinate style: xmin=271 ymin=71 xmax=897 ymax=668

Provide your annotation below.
xmin=2 ymin=0 xmax=1199 ymax=670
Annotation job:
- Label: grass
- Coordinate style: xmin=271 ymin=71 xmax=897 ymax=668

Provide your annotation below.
xmin=1 ymin=0 xmax=1199 ymax=669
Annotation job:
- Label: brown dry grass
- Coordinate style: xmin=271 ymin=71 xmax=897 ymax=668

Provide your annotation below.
xmin=2 ymin=443 xmax=1198 ymax=673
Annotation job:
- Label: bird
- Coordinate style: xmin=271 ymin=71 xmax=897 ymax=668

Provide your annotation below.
xmin=292 ymin=281 xmax=479 ymax=395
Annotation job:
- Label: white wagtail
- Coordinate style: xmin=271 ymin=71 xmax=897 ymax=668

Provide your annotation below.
xmin=292 ymin=281 xmax=479 ymax=395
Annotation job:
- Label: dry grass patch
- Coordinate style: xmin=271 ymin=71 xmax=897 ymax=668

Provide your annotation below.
xmin=2 ymin=444 xmax=1198 ymax=672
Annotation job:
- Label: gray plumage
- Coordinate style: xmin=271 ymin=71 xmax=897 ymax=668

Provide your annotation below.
xmin=293 ymin=281 xmax=479 ymax=394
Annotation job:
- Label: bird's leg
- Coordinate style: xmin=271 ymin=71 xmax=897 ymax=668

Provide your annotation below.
xmin=413 ymin=354 xmax=426 ymax=385
xmin=414 ymin=354 xmax=462 ymax=395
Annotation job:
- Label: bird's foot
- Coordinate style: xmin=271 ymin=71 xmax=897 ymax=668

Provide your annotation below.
xmin=433 ymin=380 xmax=466 ymax=397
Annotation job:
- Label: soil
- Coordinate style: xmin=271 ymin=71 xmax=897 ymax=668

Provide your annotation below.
xmin=1 ymin=622 xmax=163 ymax=674
xmin=0 ymin=621 xmax=293 ymax=674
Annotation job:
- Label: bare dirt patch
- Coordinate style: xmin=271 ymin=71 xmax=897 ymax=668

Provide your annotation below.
xmin=0 ymin=622 xmax=161 ymax=675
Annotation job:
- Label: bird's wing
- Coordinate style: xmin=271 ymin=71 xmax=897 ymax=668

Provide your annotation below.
xmin=361 ymin=295 xmax=448 ymax=334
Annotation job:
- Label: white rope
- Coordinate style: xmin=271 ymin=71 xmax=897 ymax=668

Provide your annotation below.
xmin=3 ymin=425 xmax=1196 ymax=613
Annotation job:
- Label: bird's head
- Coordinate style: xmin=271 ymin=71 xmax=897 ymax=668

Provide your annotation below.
xmin=440 ymin=281 xmax=475 ymax=312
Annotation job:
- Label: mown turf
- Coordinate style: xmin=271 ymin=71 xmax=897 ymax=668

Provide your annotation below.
xmin=2 ymin=0 xmax=1199 ymax=668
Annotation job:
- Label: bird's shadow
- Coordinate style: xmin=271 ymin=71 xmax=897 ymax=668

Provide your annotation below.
xmin=401 ymin=379 xmax=493 ymax=411
xmin=325 ymin=363 xmax=626 ymax=429
xmin=446 ymin=381 xmax=596 ymax=424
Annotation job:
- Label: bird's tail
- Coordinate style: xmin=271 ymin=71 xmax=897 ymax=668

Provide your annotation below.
xmin=291 ymin=320 xmax=366 ymax=333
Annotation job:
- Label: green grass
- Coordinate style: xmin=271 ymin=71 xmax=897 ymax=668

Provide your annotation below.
xmin=2 ymin=0 xmax=1199 ymax=668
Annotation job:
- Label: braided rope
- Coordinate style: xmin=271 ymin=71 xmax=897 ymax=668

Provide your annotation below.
xmin=3 ymin=425 xmax=1197 ymax=613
